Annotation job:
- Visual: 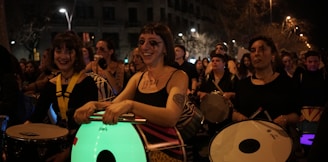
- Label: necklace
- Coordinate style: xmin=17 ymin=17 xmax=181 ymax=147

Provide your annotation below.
xmin=62 ymin=73 xmax=74 ymax=83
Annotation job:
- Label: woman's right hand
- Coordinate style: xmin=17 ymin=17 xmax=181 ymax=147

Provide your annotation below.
xmin=74 ymin=101 xmax=112 ymax=124
xmin=74 ymin=101 xmax=98 ymax=124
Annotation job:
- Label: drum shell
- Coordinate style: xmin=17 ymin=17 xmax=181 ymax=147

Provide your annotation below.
xmin=5 ymin=123 xmax=68 ymax=162
xmin=71 ymin=121 xmax=186 ymax=162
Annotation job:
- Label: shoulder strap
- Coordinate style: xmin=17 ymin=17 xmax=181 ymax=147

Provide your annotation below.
xmin=136 ymin=71 xmax=147 ymax=87
xmin=165 ymin=69 xmax=179 ymax=87
xmin=56 ymin=71 xmax=82 ymax=121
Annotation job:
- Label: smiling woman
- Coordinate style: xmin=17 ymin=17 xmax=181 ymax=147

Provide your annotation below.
xmin=22 ymin=31 xmax=99 ymax=162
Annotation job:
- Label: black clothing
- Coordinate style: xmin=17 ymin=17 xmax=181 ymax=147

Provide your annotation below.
xmin=29 ymin=76 xmax=98 ymax=129
xmin=176 ymin=61 xmax=198 ymax=90
xmin=134 ymin=70 xmax=177 ymax=107
xmin=199 ymin=70 xmax=238 ymax=94
xmin=234 ymin=73 xmax=301 ymax=120
xmin=293 ymin=68 xmax=328 ymax=107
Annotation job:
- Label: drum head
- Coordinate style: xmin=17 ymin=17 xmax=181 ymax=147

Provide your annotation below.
xmin=6 ymin=123 xmax=68 ymax=141
xmin=200 ymin=94 xmax=230 ymax=123
xmin=71 ymin=121 xmax=147 ymax=162
xmin=209 ymin=120 xmax=292 ymax=162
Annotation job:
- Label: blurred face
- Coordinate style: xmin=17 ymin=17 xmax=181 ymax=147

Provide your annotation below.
xmin=211 ymin=57 xmax=225 ymax=71
xmin=25 ymin=62 xmax=35 ymax=73
xmin=305 ymin=56 xmax=320 ymax=71
xmin=243 ymin=57 xmax=251 ymax=67
xmin=249 ymin=40 xmax=273 ymax=70
xmin=131 ymin=48 xmax=145 ymax=71
xmin=282 ymin=55 xmax=293 ymax=69
xmin=39 ymin=50 xmax=50 ymax=70
xmin=82 ymin=47 xmax=90 ymax=63
xmin=138 ymin=33 xmax=166 ymax=66
xmin=215 ymin=45 xmax=226 ymax=55
xmin=174 ymin=46 xmax=185 ymax=60
xmin=195 ymin=60 xmax=203 ymax=70
xmin=54 ymin=44 xmax=76 ymax=72
xmin=95 ymin=41 xmax=112 ymax=59
xmin=202 ymin=59 xmax=209 ymax=67
xmin=20 ymin=62 xmax=26 ymax=72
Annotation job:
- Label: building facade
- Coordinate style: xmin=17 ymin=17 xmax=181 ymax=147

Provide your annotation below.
xmin=6 ymin=0 xmax=221 ymax=61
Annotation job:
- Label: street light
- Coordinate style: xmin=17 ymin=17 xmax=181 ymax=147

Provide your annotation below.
xmin=59 ymin=8 xmax=72 ymax=30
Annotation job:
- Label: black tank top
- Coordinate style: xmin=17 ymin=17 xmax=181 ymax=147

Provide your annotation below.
xmin=134 ymin=70 xmax=178 ymax=107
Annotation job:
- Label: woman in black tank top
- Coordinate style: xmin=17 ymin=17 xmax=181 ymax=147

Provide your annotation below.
xmin=74 ymin=22 xmax=189 ymax=162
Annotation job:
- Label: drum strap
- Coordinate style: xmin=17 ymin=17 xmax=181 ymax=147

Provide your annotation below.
xmin=56 ymin=72 xmax=82 ymax=121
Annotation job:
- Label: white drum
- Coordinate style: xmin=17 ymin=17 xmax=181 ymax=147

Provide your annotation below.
xmin=209 ymin=120 xmax=292 ymax=162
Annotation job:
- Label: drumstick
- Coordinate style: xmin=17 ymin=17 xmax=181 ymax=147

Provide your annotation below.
xmin=264 ymin=110 xmax=273 ymax=121
xmin=249 ymin=107 xmax=263 ymax=119
xmin=89 ymin=117 xmax=146 ymax=124
xmin=89 ymin=113 xmax=146 ymax=124
xmin=212 ymin=80 xmax=224 ymax=94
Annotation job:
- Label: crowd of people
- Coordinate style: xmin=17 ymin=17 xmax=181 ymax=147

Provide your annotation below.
xmin=0 ymin=22 xmax=327 ymax=162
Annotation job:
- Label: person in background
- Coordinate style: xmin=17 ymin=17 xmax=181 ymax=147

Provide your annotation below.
xmin=232 ymin=35 xmax=301 ymax=161
xmin=22 ymin=48 xmax=59 ymax=95
xmin=74 ymin=22 xmax=188 ymax=162
xmin=236 ymin=52 xmax=254 ymax=80
xmin=202 ymin=57 xmax=209 ymax=70
xmin=292 ymin=50 xmax=328 ymax=156
xmin=205 ymin=43 xmax=237 ymax=76
xmin=24 ymin=31 xmax=98 ymax=162
xmin=131 ymin=47 xmax=146 ymax=73
xmin=22 ymin=60 xmax=40 ymax=86
xmin=280 ymin=50 xmax=301 ymax=78
xmin=85 ymin=38 xmax=125 ymax=95
xmin=0 ymin=45 xmax=25 ymax=127
xmin=174 ymin=44 xmax=198 ymax=95
xmin=195 ymin=59 xmax=205 ymax=89
xmin=82 ymin=45 xmax=94 ymax=65
xmin=195 ymin=53 xmax=238 ymax=161
xmin=123 ymin=47 xmax=147 ymax=87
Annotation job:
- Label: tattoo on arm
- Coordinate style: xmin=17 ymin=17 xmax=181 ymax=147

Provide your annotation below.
xmin=173 ymin=94 xmax=186 ymax=110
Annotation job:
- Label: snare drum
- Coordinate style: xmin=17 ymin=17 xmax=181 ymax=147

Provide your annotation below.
xmin=200 ymin=93 xmax=230 ymax=124
xmin=71 ymin=121 xmax=186 ymax=162
xmin=209 ymin=120 xmax=292 ymax=162
xmin=5 ymin=123 xmax=68 ymax=162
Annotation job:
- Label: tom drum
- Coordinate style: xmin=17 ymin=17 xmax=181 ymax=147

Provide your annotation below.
xmin=209 ymin=120 xmax=292 ymax=162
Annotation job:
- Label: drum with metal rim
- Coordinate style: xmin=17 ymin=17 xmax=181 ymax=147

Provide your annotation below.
xmin=200 ymin=93 xmax=230 ymax=124
xmin=209 ymin=120 xmax=292 ymax=162
xmin=72 ymin=112 xmax=186 ymax=162
xmin=5 ymin=123 xmax=68 ymax=162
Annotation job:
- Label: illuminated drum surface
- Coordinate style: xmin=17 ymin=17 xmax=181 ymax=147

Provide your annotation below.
xmin=71 ymin=121 xmax=147 ymax=162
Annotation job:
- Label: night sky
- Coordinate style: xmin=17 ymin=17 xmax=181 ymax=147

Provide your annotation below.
xmin=286 ymin=0 xmax=327 ymax=50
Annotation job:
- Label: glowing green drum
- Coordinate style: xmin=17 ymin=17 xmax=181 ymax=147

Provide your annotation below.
xmin=71 ymin=121 xmax=147 ymax=162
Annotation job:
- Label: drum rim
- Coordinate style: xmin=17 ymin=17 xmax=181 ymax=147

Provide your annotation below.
xmin=5 ymin=123 xmax=69 ymax=141
xmin=200 ymin=93 xmax=230 ymax=123
xmin=208 ymin=119 xmax=293 ymax=162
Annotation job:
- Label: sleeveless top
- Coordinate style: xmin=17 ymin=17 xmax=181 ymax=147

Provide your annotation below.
xmin=133 ymin=70 xmax=178 ymax=107
xmin=133 ymin=70 xmax=185 ymax=161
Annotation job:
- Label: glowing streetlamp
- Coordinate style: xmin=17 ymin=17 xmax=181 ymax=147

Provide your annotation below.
xmin=59 ymin=8 xmax=72 ymax=30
